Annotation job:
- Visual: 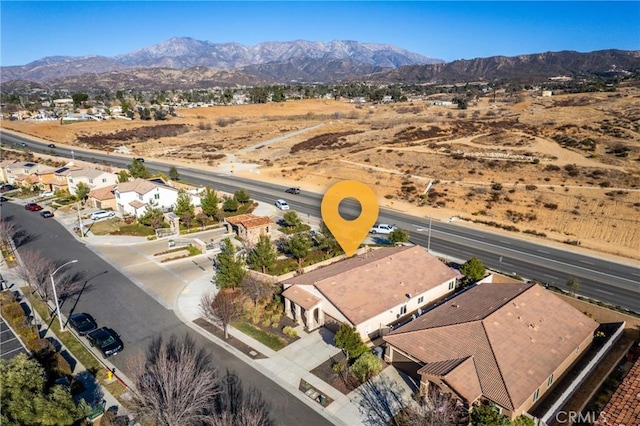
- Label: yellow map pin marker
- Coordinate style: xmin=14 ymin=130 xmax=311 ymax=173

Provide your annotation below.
xmin=321 ymin=180 xmax=379 ymax=257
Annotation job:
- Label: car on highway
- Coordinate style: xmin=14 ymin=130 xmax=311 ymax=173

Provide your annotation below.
xmin=275 ymin=199 xmax=290 ymax=210
xmin=90 ymin=210 xmax=115 ymax=220
xmin=134 ymin=157 xmax=145 ymax=162
xmin=370 ymin=223 xmax=397 ymax=234
xmin=47 ymin=144 xmax=56 ymax=148
xmin=285 ymin=187 xmax=300 ymax=194
xmin=40 ymin=210 xmax=54 ymax=218
xmin=25 ymin=203 xmax=43 ymax=211
xmin=68 ymin=313 xmax=98 ymax=336
xmin=87 ymin=327 xmax=123 ymax=357
xmin=18 ymin=142 xmax=27 ymax=147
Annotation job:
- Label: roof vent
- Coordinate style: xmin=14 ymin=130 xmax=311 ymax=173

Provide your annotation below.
xmin=400 ymin=281 xmax=405 ymax=286
xmin=452 ymin=304 xmax=459 ymax=308
xmin=406 ymin=293 xmax=412 ymax=299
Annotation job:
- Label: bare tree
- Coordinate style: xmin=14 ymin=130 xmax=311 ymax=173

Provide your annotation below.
xmin=0 ymin=218 xmax=19 ymax=245
xmin=356 ymin=374 xmax=465 ymax=426
xmin=13 ymin=249 xmax=56 ymax=299
xmin=128 ymin=334 xmax=219 ymax=426
xmin=207 ymin=371 xmax=273 ymax=426
xmin=200 ymin=291 xmax=243 ymax=339
xmin=240 ymin=275 xmax=273 ymax=308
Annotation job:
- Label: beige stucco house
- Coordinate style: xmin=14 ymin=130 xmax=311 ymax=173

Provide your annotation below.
xmin=383 ymin=274 xmax=599 ymax=420
xmin=225 ymin=214 xmax=274 ymax=245
xmin=67 ymin=168 xmax=119 ymax=197
xmin=282 ymin=245 xmax=458 ymax=341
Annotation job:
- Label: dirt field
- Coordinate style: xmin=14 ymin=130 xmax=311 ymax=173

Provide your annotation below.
xmin=4 ymin=87 xmax=640 ymax=260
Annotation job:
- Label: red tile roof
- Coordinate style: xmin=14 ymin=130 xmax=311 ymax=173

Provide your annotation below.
xmin=88 ymin=185 xmax=115 ymax=200
xmin=595 ymin=356 xmax=640 ymax=425
xmin=284 ymin=246 xmax=458 ymax=325
xmin=384 ymin=280 xmax=599 ymax=411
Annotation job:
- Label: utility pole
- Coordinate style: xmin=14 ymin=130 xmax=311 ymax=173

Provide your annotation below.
xmin=76 ymin=201 xmax=84 ymax=237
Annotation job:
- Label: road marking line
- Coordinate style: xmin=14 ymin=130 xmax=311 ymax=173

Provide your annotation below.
xmin=544 ymin=274 xmax=559 ymax=280
xmin=594 ymin=288 xmax=613 ymax=295
xmin=580 ymin=260 xmax=595 ymax=265
xmin=537 ymin=249 xmax=550 ymax=254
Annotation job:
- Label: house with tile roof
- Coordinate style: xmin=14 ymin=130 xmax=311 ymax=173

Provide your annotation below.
xmin=114 ymin=178 xmax=180 ymax=217
xmin=594 ymin=355 xmax=640 ymax=426
xmin=88 ymin=185 xmax=117 ymax=210
xmin=1 ymin=161 xmax=41 ymax=185
xmin=67 ymin=168 xmax=118 ymax=197
xmin=39 ymin=165 xmax=81 ymax=193
xmin=225 ymin=213 xmax=274 ymax=245
xmin=383 ymin=274 xmax=599 ymax=420
xmin=282 ymin=245 xmax=458 ymax=340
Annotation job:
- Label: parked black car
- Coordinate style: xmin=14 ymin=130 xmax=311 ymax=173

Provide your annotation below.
xmin=68 ymin=313 xmax=98 ymax=335
xmin=87 ymin=327 xmax=123 ymax=357
xmin=0 ymin=184 xmax=15 ymax=192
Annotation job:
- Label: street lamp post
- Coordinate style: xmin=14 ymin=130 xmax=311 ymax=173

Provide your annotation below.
xmin=50 ymin=260 xmax=78 ymax=331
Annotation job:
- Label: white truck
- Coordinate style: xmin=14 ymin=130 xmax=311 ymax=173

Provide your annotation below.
xmin=369 ymin=223 xmax=397 ymax=234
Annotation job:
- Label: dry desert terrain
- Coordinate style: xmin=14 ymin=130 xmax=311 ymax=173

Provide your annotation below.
xmin=4 ymin=88 xmax=640 ymax=260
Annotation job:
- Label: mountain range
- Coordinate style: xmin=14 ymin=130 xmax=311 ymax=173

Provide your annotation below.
xmin=1 ymin=37 xmax=639 ymax=91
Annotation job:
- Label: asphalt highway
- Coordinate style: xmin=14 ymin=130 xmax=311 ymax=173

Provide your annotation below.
xmin=2 ymin=130 xmax=639 ymax=312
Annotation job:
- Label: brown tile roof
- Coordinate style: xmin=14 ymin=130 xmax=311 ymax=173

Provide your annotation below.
xmin=384 ymin=280 xmax=599 ymax=411
xmin=282 ymin=285 xmax=322 ymax=310
xmin=88 ymin=185 xmax=115 ymax=201
xmin=67 ymin=168 xmax=109 ymax=179
xmin=595 ymin=357 xmax=640 ymax=425
xmin=419 ymin=356 xmax=483 ymax=404
xmin=284 ymin=246 xmax=458 ymax=325
xmin=226 ymin=214 xmax=273 ymax=228
xmin=116 ymin=178 xmax=172 ymax=195
xmin=129 ymin=199 xmax=145 ymax=209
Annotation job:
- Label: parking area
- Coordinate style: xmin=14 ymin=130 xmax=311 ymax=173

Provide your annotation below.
xmin=0 ymin=314 xmax=30 ymax=361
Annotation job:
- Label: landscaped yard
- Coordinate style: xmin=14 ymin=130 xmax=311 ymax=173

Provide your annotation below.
xmin=87 ymin=218 xmax=156 ymax=237
xmin=232 ymin=315 xmax=299 ymax=351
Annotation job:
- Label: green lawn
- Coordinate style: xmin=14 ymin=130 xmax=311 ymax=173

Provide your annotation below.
xmin=233 ymin=321 xmax=285 ymax=351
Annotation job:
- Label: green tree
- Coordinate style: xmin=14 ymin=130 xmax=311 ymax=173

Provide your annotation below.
xmin=128 ymin=159 xmax=151 ymax=179
xmin=317 ymin=222 xmax=342 ymax=255
xmin=334 ymin=324 xmax=368 ymax=360
xmin=286 ymin=233 xmax=311 ymax=272
xmin=512 ymin=415 xmax=535 ymax=426
xmin=215 ymin=238 xmax=246 ymax=289
xmin=388 ymin=228 xmax=409 ymax=245
xmin=168 ymin=166 xmax=179 ymax=181
xmin=470 ymin=401 xmax=511 ymax=426
xmin=222 ymin=197 xmax=239 ymax=212
xmin=350 ymin=352 xmax=382 ymax=383
xmin=247 ymin=234 xmax=277 ymax=273
xmin=174 ymin=190 xmax=195 ymax=230
xmin=71 ymin=92 xmax=88 ymax=107
xmin=283 ymin=211 xmax=302 ymax=229
xmin=75 ymin=182 xmax=90 ymax=201
xmin=138 ymin=199 xmax=164 ymax=229
xmin=0 ymin=354 xmax=88 ymax=425
xmin=200 ymin=187 xmax=219 ymax=218
xmin=567 ymin=276 xmax=580 ymax=297
xmin=233 ymin=189 xmax=251 ymax=204
xmin=460 ymin=257 xmax=486 ymax=284
xmin=117 ymin=169 xmax=130 ymax=183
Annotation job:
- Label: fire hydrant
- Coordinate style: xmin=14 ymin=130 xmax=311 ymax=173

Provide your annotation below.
xmin=107 ymin=369 xmax=113 ymax=380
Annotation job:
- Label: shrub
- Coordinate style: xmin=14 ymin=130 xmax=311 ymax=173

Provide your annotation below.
xmin=282 ymin=326 xmax=298 ymax=338
xmin=350 ymin=352 xmax=383 ymax=383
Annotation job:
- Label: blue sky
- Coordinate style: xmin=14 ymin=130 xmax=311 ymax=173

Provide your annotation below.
xmin=1 ymin=1 xmax=638 ymax=66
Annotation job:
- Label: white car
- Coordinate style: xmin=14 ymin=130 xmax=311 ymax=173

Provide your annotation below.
xmin=275 ymin=199 xmax=290 ymax=210
xmin=90 ymin=210 xmax=115 ymax=220
xmin=40 ymin=190 xmax=55 ymax=197
xmin=370 ymin=223 xmax=397 ymax=234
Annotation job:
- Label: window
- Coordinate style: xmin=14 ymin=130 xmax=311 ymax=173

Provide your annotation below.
xmin=547 ymin=374 xmax=554 ymax=386
xmin=89 ymin=178 xmax=94 ymax=184
xmin=448 ymin=281 xmax=455 ymax=290
xmin=102 ymin=178 xmax=107 ymax=183
xmin=400 ymin=305 xmax=407 ymax=315
xmin=116 ymin=192 xmax=120 ymax=199
xmin=418 ymin=296 xmax=424 ymax=304
xmin=154 ymin=193 xmax=160 ymax=200
xmin=138 ymin=194 xmax=143 ymax=201
xmin=532 ymin=388 xmax=540 ymax=402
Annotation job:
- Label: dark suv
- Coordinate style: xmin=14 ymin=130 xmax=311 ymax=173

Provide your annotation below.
xmin=87 ymin=327 xmax=123 ymax=357
xmin=285 ymin=187 xmax=300 ymax=194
